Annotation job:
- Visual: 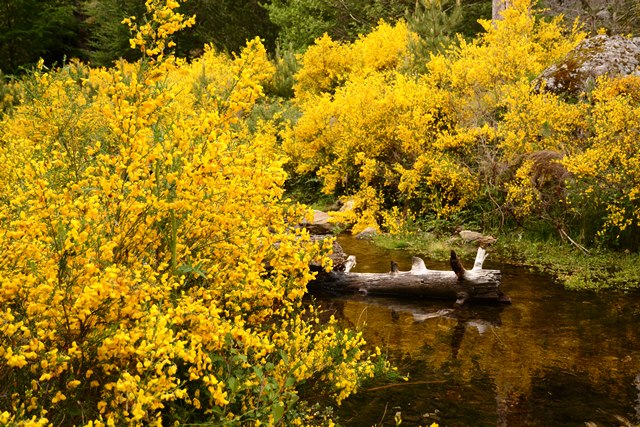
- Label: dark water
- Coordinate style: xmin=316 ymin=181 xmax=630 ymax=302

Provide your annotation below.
xmin=315 ymin=235 xmax=640 ymax=427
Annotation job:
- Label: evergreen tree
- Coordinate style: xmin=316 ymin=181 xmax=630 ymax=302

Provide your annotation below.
xmin=266 ymin=0 xmax=415 ymax=51
xmin=83 ymin=0 xmax=145 ymax=66
xmin=180 ymin=0 xmax=278 ymax=54
xmin=0 ymin=0 xmax=84 ymax=73
xmin=266 ymin=0 xmax=491 ymax=52
xmin=406 ymin=0 xmax=463 ymax=54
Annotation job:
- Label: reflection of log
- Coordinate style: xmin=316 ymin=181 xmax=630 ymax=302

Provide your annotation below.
xmin=309 ymin=247 xmax=510 ymax=305
xmin=350 ymin=296 xmax=504 ymax=328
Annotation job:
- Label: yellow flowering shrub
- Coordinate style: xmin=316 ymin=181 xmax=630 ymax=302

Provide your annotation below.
xmin=122 ymin=0 xmax=196 ymax=61
xmin=293 ymin=20 xmax=417 ymax=101
xmin=328 ymin=187 xmax=385 ymax=234
xmin=293 ymin=34 xmax=352 ymax=101
xmin=0 ymin=2 xmax=382 ymax=425
xmin=399 ymin=152 xmax=479 ymax=218
xmin=428 ymin=0 xmax=584 ymax=126
xmin=417 ymin=0 xmax=584 ymax=231
xmin=496 ymin=80 xmax=586 ymax=222
xmin=286 ymin=0 xmax=584 ymax=233
xmin=349 ymin=20 xmax=418 ymax=75
xmin=0 ymin=73 xmax=21 ymax=117
xmin=505 ymin=159 xmax=540 ymax=219
xmin=497 ymin=71 xmax=640 ymax=248
xmin=287 ymin=67 xmax=456 ymax=232
xmin=563 ymin=75 xmax=640 ymax=247
xmin=498 ymin=80 xmax=587 ymax=159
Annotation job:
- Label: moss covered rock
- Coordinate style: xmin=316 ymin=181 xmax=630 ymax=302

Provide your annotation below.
xmin=535 ymin=35 xmax=640 ymax=97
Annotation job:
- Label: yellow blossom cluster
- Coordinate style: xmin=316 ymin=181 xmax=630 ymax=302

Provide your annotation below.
xmin=0 ymin=2 xmax=382 ymax=425
xmin=122 ymin=0 xmax=196 ymax=61
xmin=293 ymin=20 xmax=418 ymax=101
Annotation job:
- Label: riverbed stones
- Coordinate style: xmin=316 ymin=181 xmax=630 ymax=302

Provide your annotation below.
xmin=459 ymin=230 xmax=496 ymax=247
xmin=309 ymin=234 xmax=347 ymax=271
xmin=302 ymin=210 xmax=336 ymax=235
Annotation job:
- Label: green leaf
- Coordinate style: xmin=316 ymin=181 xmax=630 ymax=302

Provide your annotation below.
xmin=284 ymin=375 xmax=296 ymax=388
xmin=272 ymin=403 xmax=285 ymax=424
xmin=227 ymin=376 xmax=238 ymax=393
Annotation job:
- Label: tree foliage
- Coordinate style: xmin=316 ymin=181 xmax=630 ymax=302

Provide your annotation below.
xmin=265 ymin=0 xmax=413 ymax=51
xmin=84 ymin=0 xmax=278 ymax=67
xmin=180 ymin=0 xmax=278 ymax=54
xmin=0 ymin=0 xmax=82 ymax=74
xmin=0 ymin=0 xmax=492 ymax=73
xmin=266 ymin=0 xmax=492 ymax=52
xmin=83 ymin=0 xmax=147 ymax=66
xmin=405 ymin=0 xmax=463 ymax=55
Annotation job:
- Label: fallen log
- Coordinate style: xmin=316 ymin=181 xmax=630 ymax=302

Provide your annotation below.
xmin=309 ymin=247 xmax=510 ymax=305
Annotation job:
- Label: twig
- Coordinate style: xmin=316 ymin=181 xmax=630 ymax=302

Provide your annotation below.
xmin=377 ymin=402 xmax=389 ymax=427
xmin=366 ymin=380 xmax=447 ymax=392
xmin=559 ymin=228 xmax=590 ymax=255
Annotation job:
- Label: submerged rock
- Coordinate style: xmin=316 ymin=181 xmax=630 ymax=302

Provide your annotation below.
xmin=535 ymin=35 xmax=640 ymax=97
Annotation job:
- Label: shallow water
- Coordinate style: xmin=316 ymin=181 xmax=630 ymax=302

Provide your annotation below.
xmin=315 ymin=235 xmax=640 ymax=426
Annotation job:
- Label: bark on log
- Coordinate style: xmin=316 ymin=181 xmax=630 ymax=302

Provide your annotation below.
xmin=309 ymin=247 xmax=510 ymax=305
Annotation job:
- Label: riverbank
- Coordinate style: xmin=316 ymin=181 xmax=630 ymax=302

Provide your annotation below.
xmin=328 ymin=233 xmax=640 ymax=427
xmin=371 ymin=229 xmax=640 ymax=291
xmin=300 ymin=200 xmax=640 ymax=292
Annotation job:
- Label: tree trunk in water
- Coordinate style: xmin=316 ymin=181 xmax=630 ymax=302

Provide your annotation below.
xmin=309 ymin=247 xmax=510 ymax=305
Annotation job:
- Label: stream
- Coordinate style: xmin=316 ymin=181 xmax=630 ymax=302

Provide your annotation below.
xmin=313 ymin=234 xmax=640 ymax=426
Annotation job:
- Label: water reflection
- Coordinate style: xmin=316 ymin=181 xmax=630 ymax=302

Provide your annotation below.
xmin=313 ymin=235 xmax=640 ymax=426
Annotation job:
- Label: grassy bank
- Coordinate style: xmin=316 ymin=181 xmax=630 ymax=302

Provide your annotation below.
xmin=372 ymin=230 xmax=640 ymax=292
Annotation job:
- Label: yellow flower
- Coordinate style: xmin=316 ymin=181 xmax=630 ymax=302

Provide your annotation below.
xmin=52 ymin=391 xmax=67 ymax=404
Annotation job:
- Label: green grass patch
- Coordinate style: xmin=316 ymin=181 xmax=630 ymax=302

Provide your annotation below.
xmin=374 ymin=229 xmax=640 ymax=291
xmin=373 ymin=231 xmax=478 ymax=261
xmin=494 ymin=232 xmax=640 ymax=291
